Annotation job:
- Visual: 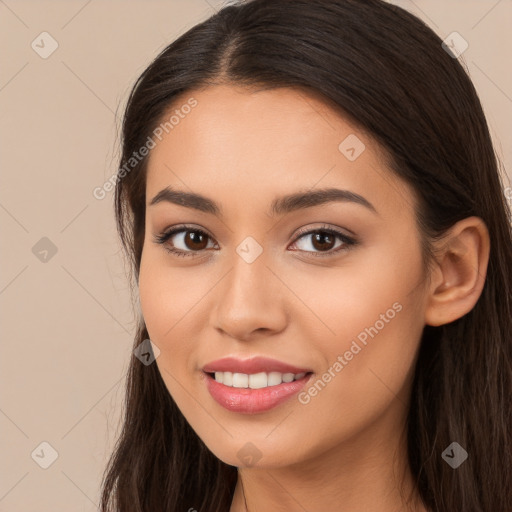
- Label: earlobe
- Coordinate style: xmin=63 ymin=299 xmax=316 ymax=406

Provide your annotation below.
xmin=424 ymin=217 xmax=490 ymax=327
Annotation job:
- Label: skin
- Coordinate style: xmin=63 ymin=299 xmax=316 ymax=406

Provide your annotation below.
xmin=138 ymin=84 xmax=490 ymax=511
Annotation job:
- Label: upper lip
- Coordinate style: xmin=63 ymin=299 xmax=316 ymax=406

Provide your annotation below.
xmin=202 ymin=356 xmax=312 ymax=375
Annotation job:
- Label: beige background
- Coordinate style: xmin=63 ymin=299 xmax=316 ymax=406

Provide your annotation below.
xmin=0 ymin=1 xmax=510 ymax=510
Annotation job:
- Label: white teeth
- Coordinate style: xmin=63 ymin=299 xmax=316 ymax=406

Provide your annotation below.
xmin=249 ymin=372 xmax=267 ymax=389
xmin=267 ymin=372 xmax=282 ymax=386
xmin=212 ymin=371 xmax=308 ymax=388
xmin=232 ymin=373 xmax=249 ymax=388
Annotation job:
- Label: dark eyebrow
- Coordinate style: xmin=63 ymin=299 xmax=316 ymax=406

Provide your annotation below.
xmin=270 ymin=187 xmax=378 ymax=217
xmin=148 ymin=186 xmax=378 ymax=217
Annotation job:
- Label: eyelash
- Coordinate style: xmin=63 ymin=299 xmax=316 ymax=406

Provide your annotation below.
xmin=153 ymin=224 xmax=357 ymax=259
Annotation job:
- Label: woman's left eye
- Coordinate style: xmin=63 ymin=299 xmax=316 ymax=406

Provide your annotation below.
xmin=153 ymin=224 xmax=357 ymax=258
xmin=290 ymin=227 xmax=357 ymax=257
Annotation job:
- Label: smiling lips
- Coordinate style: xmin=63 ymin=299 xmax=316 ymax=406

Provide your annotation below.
xmin=202 ymin=356 xmax=313 ymax=413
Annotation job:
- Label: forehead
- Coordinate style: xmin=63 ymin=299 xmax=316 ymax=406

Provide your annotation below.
xmin=145 ymin=84 xmax=416 ymax=221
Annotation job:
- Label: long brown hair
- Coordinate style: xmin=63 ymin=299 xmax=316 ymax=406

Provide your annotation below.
xmin=100 ymin=0 xmax=512 ymax=510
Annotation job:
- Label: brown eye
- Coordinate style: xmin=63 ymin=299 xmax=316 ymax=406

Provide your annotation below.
xmin=154 ymin=226 xmax=216 ymax=257
xmin=183 ymin=230 xmax=209 ymax=251
xmin=290 ymin=226 xmax=357 ymax=258
xmin=310 ymin=232 xmax=336 ymax=251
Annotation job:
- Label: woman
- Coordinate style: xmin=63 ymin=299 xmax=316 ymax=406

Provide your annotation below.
xmin=100 ymin=0 xmax=512 ymax=510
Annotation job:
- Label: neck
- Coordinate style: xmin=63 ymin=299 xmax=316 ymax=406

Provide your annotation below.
xmin=230 ymin=402 xmax=427 ymax=512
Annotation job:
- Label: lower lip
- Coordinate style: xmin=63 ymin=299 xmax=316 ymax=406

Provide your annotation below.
xmin=203 ymin=372 xmax=313 ymax=414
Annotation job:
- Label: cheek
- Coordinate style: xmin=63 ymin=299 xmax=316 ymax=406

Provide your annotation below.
xmin=138 ymin=254 xmax=190 ymax=363
xmin=138 ymin=251 xmax=217 ymax=380
xmin=138 ymin=256 xmax=218 ymax=436
xmin=302 ymin=248 xmax=426 ymax=424
xmin=293 ymin=297 xmax=424 ymax=455
xmin=138 ymin=257 xmax=166 ymax=340
xmin=297 ymin=235 xmax=424 ymax=346
xmin=138 ymin=262 xmax=196 ymax=412
xmin=139 ymin=246 xmax=192 ymax=336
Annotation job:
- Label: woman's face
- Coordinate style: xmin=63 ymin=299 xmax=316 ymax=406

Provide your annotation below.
xmin=139 ymin=84 xmax=430 ymax=468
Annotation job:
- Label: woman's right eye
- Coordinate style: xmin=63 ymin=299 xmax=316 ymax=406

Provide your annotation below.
xmin=153 ymin=227 xmax=217 ymax=257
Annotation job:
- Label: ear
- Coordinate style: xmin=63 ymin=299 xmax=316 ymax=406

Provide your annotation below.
xmin=424 ymin=216 xmax=490 ymax=327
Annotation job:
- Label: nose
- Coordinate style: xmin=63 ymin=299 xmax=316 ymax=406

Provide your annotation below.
xmin=212 ymin=248 xmax=288 ymax=342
